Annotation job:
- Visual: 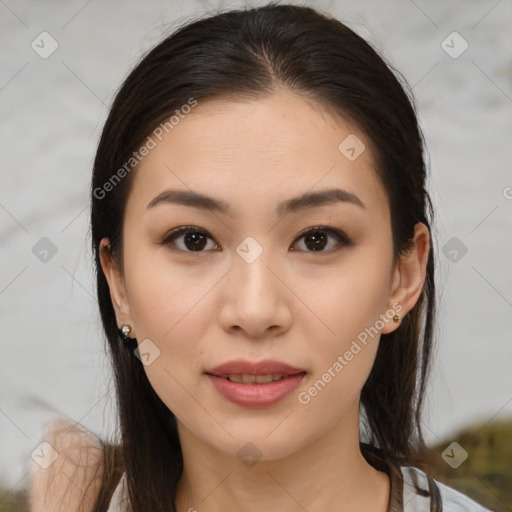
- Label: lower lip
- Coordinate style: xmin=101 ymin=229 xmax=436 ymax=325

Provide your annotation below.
xmin=207 ymin=373 xmax=306 ymax=408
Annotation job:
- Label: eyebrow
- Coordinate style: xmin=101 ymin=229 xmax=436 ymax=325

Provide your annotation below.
xmin=146 ymin=187 xmax=365 ymax=215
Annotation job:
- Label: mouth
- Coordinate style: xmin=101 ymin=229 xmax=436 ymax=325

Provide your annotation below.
xmin=214 ymin=373 xmax=305 ymax=384
xmin=205 ymin=360 xmax=307 ymax=407
xmin=206 ymin=359 xmax=307 ymax=378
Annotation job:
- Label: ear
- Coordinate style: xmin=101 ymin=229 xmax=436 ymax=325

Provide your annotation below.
xmin=99 ymin=238 xmax=135 ymax=333
xmin=381 ymin=222 xmax=430 ymax=335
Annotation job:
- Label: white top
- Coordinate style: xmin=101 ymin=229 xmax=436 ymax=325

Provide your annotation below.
xmin=107 ymin=466 xmax=492 ymax=511
xmin=401 ymin=466 xmax=492 ymax=511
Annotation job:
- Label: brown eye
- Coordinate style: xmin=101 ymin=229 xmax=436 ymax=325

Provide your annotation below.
xmin=161 ymin=227 xmax=218 ymax=252
xmin=160 ymin=225 xmax=351 ymax=254
xmin=292 ymin=227 xmax=351 ymax=253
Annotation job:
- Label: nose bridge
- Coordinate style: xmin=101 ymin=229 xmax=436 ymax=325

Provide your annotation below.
xmin=233 ymin=234 xmax=277 ymax=302
xmin=218 ymin=234 xmax=291 ymax=336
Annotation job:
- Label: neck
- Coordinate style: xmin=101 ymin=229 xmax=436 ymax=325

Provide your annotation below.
xmin=175 ymin=408 xmax=390 ymax=512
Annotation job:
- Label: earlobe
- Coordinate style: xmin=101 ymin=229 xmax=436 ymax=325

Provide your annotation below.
xmin=381 ymin=222 xmax=430 ymax=335
xmin=99 ymin=238 xmax=133 ymax=329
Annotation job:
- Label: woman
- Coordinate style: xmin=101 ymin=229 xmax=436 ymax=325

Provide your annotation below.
xmin=29 ymin=3 xmax=492 ymax=511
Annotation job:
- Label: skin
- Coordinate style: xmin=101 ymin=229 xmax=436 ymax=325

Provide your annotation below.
xmin=100 ymin=90 xmax=430 ymax=512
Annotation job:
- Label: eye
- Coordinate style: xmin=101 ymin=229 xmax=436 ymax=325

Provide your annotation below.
xmin=160 ymin=225 xmax=352 ymax=254
xmin=291 ymin=226 xmax=352 ymax=253
xmin=160 ymin=226 xmax=219 ymax=253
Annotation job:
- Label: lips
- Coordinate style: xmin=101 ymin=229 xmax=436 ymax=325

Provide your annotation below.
xmin=218 ymin=373 xmax=289 ymax=384
xmin=206 ymin=359 xmax=307 ymax=408
xmin=206 ymin=359 xmax=306 ymax=377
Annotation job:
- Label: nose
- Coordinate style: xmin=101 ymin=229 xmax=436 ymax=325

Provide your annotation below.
xmin=217 ymin=245 xmax=293 ymax=340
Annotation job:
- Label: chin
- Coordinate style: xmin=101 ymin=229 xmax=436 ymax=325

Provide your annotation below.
xmin=200 ymin=422 xmax=315 ymax=463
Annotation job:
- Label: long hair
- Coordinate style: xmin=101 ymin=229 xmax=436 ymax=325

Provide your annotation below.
xmin=90 ymin=3 xmax=438 ymax=510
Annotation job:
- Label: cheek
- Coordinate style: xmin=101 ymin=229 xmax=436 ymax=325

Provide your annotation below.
xmin=123 ymin=242 xmax=214 ymax=340
xmin=121 ymin=247 xmax=214 ymax=399
xmin=300 ymin=249 xmax=393 ymax=394
xmin=307 ymin=251 xmax=393 ymax=345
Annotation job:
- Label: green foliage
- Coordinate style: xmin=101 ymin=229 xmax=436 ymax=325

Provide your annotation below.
xmin=0 ymin=488 xmax=28 ymax=512
xmin=426 ymin=420 xmax=512 ymax=511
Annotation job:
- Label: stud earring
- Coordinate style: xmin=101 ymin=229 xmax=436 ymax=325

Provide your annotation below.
xmin=393 ymin=315 xmax=401 ymax=323
xmin=118 ymin=325 xmax=136 ymax=342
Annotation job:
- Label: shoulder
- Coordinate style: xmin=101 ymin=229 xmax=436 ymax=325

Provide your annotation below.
xmin=108 ymin=471 xmax=129 ymax=511
xmin=28 ymin=418 xmax=105 ymax=512
xmin=434 ymin=480 xmax=494 ymax=512
xmin=401 ymin=466 xmax=493 ymax=512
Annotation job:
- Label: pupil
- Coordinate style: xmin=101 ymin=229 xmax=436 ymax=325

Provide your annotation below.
xmin=185 ymin=232 xmax=207 ymax=251
xmin=306 ymin=232 xmax=327 ymax=251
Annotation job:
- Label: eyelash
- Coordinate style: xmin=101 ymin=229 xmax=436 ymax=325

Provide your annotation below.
xmin=159 ymin=225 xmax=353 ymax=254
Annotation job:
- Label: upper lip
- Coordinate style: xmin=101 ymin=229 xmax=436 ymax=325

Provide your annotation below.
xmin=206 ymin=359 xmax=306 ymax=376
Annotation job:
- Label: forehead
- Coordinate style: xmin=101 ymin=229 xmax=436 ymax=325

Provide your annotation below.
xmin=128 ymin=91 xmax=388 ymax=219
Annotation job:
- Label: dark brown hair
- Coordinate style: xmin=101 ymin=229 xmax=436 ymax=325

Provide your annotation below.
xmin=90 ymin=3 xmax=439 ymax=510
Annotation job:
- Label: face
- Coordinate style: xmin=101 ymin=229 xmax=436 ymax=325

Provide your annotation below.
xmin=101 ymin=90 xmax=427 ymax=462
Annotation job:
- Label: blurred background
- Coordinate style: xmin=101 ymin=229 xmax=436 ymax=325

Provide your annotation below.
xmin=1 ymin=0 xmax=511 ymax=509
